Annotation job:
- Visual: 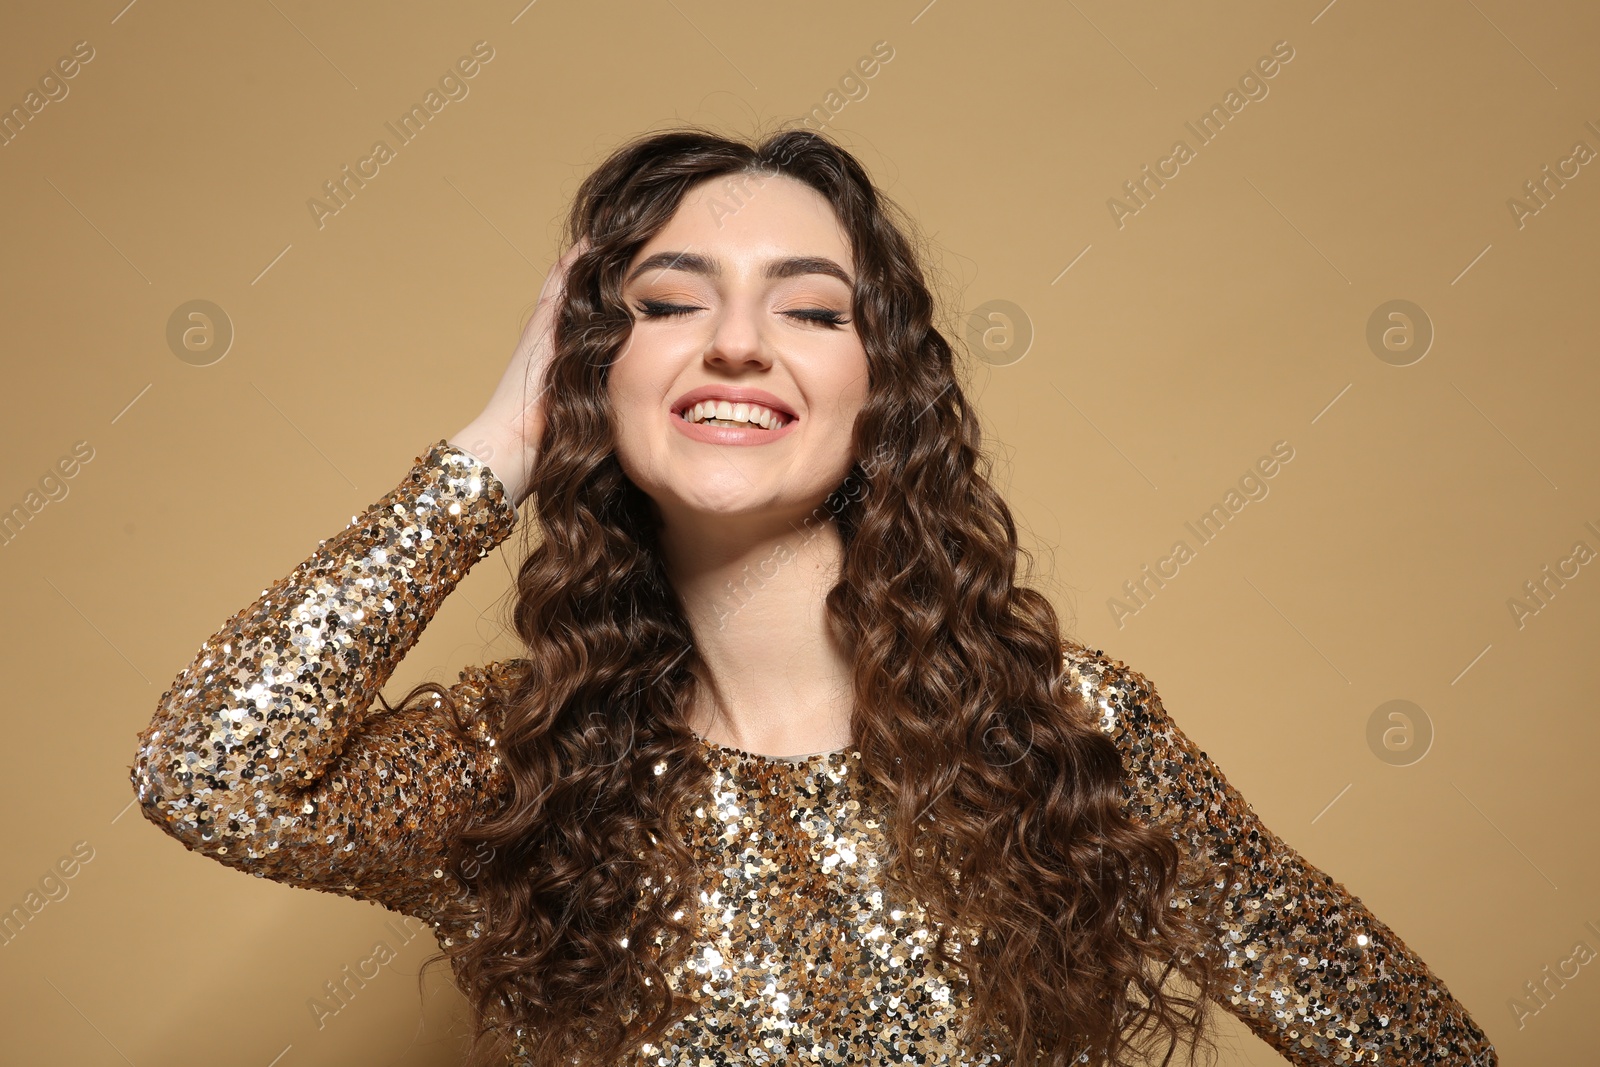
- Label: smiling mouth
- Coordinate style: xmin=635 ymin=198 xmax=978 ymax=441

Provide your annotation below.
xmin=678 ymin=399 xmax=794 ymax=430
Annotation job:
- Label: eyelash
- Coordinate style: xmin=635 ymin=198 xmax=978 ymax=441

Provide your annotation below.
xmin=633 ymin=299 xmax=850 ymax=329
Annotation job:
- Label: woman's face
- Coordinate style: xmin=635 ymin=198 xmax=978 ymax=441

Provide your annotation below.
xmin=608 ymin=173 xmax=869 ymax=531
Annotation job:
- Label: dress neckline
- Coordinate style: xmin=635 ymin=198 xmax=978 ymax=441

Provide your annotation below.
xmin=690 ymin=730 xmax=854 ymax=765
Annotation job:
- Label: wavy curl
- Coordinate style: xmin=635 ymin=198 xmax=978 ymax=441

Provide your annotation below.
xmin=397 ymin=125 xmax=1223 ymax=1065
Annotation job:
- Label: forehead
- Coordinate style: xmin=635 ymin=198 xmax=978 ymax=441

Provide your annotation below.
xmin=632 ymin=173 xmax=853 ymax=269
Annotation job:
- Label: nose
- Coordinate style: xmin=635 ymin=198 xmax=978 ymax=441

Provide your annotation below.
xmin=702 ymin=295 xmax=771 ymax=372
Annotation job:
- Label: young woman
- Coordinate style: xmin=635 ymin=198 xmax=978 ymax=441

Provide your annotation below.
xmin=130 ymin=128 xmax=1495 ymax=1066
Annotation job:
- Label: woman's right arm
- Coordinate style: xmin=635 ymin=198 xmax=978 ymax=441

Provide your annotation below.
xmin=133 ymin=241 xmax=584 ymax=925
xmin=129 ymin=439 xmax=526 ymax=927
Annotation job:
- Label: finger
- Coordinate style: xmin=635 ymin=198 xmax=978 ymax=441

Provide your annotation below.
xmin=537 ymin=248 xmax=581 ymax=305
xmin=554 ymin=237 xmax=588 ymax=274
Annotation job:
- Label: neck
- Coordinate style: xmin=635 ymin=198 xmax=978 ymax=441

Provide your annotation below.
xmin=659 ymin=506 xmax=855 ymax=758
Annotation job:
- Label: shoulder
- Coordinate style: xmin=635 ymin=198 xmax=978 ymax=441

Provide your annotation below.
xmin=412 ymin=655 xmax=531 ymax=748
xmin=371 ymin=657 xmax=532 ymax=930
xmin=449 ymin=657 xmax=531 ymax=724
xmin=1058 ymin=639 xmax=1228 ymax=833
xmin=1058 ymin=638 xmax=1164 ymax=736
xmin=383 ymin=656 xmax=533 ymax=825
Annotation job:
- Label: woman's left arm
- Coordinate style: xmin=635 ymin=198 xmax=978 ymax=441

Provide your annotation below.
xmin=1062 ymin=642 xmax=1497 ymax=1066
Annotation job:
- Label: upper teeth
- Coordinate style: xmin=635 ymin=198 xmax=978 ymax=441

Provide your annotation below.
xmin=684 ymin=400 xmax=787 ymax=428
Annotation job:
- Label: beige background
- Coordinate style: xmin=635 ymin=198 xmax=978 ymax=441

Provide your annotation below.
xmin=2 ymin=0 xmax=1596 ymax=1063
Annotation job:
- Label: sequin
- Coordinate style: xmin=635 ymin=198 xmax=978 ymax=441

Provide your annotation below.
xmin=130 ymin=439 xmax=1496 ymax=1065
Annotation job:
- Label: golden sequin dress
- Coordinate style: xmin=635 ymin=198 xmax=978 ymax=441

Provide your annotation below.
xmin=130 ymin=440 xmax=1497 ymax=1065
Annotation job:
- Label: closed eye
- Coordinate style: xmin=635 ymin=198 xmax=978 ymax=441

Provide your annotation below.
xmin=787 ymin=308 xmax=850 ymax=328
xmin=633 ymin=300 xmax=850 ymax=329
xmin=632 ymin=300 xmax=700 ymax=319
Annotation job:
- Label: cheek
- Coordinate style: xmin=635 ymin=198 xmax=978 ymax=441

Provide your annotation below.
xmin=606 ymin=333 xmax=671 ymax=417
xmin=605 ymin=364 xmax=660 ymax=479
xmin=811 ymin=351 xmax=870 ymax=471
xmin=822 ymin=347 xmax=870 ymax=419
xmin=605 ymin=345 xmax=646 ymax=420
xmin=604 ymin=376 xmax=637 ymax=452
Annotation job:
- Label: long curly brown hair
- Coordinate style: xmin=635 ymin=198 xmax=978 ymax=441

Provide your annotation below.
xmin=400 ymin=125 xmax=1223 ymax=1065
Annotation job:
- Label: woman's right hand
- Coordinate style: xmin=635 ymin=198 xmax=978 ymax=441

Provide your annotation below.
xmin=449 ymin=236 xmax=589 ymax=506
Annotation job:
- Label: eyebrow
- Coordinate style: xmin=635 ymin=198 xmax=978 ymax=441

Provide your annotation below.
xmin=626 ymin=250 xmax=854 ymax=289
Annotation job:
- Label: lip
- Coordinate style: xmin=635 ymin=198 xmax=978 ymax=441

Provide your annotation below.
xmin=670 ymin=385 xmax=799 ymax=421
xmin=669 ymin=385 xmax=801 ymax=447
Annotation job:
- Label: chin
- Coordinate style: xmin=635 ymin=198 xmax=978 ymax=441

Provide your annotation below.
xmin=618 ymin=444 xmax=852 ymax=525
xmin=664 ymin=483 xmax=786 ymax=518
xmin=644 ymin=474 xmax=845 ymax=531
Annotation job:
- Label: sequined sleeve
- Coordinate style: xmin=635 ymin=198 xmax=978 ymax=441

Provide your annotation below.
xmin=1062 ymin=643 xmax=1497 ymax=1066
xmin=130 ymin=439 xmax=524 ymax=926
